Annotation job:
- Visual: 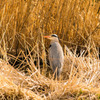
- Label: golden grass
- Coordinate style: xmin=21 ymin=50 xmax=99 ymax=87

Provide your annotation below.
xmin=0 ymin=53 xmax=100 ymax=99
xmin=0 ymin=0 xmax=100 ymax=99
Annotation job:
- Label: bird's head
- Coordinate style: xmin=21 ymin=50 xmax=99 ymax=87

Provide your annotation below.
xmin=44 ymin=34 xmax=59 ymax=42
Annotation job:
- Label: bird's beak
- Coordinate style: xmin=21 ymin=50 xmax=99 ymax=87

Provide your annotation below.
xmin=43 ymin=36 xmax=51 ymax=39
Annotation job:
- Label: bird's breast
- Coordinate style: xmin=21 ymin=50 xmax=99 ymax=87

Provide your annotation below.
xmin=49 ymin=42 xmax=64 ymax=61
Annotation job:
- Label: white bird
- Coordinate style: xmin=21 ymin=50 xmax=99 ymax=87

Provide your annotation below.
xmin=44 ymin=34 xmax=64 ymax=79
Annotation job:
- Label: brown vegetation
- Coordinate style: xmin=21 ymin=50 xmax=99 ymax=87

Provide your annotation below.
xmin=0 ymin=0 xmax=100 ymax=99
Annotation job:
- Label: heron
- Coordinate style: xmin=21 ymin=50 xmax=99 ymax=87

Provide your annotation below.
xmin=44 ymin=34 xmax=64 ymax=79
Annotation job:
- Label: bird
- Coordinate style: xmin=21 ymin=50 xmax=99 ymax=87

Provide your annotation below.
xmin=44 ymin=34 xmax=64 ymax=79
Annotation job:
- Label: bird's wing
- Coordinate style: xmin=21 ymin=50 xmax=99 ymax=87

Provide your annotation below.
xmin=49 ymin=43 xmax=64 ymax=71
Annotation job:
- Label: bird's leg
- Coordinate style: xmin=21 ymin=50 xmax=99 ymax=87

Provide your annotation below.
xmin=53 ymin=67 xmax=60 ymax=80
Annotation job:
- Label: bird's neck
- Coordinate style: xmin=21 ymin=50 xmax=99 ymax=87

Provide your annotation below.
xmin=50 ymin=39 xmax=59 ymax=44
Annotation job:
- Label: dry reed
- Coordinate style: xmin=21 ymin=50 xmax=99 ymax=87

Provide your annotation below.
xmin=0 ymin=0 xmax=100 ymax=99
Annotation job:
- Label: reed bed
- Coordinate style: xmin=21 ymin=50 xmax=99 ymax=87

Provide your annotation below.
xmin=0 ymin=53 xmax=100 ymax=99
xmin=0 ymin=0 xmax=100 ymax=99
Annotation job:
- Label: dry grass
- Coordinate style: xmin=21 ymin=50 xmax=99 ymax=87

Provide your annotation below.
xmin=0 ymin=53 xmax=100 ymax=99
xmin=0 ymin=0 xmax=100 ymax=99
